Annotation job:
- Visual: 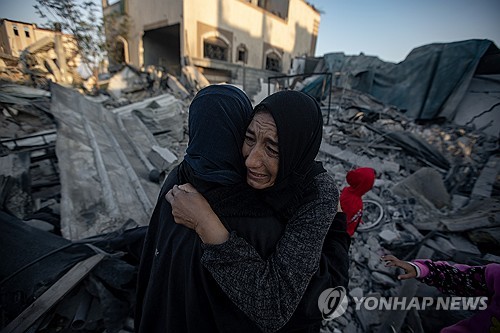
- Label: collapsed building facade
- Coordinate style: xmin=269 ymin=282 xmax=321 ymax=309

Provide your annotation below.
xmin=0 ymin=18 xmax=83 ymax=88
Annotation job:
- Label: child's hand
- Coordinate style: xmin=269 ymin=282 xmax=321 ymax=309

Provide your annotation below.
xmin=381 ymin=255 xmax=417 ymax=280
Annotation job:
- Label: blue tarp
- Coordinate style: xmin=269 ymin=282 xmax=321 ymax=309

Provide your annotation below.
xmin=322 ymin=39 xmax=498 ymax=120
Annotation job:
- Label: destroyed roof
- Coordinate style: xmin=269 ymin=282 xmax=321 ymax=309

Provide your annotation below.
xmin=321 ymin=39 xmax=499 ymax=121
xmin=49 ymin=83 xmax=172 ymax=240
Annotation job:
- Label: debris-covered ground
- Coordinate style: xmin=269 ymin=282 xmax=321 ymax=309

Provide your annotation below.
xmin=316 ymin=87 xmax=499 ymax=333
xmin=1 ymin=44 xmax=499 ymax=332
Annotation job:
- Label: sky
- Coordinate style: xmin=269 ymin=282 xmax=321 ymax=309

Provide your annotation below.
xmin=1 ymin=0 xmax=499 ymax=63
xmin=307 ymin=0 xmax=500 ymax=62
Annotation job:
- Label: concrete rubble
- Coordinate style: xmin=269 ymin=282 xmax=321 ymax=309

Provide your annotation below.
xmin=1 ymin=41 xmax=499 ymax=332
xmin=314 ymin=80 xmax=499 ymax=332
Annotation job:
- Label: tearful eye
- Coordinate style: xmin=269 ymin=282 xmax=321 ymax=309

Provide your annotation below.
xmin=245 ymin=135 xmax=256 ymax=144
xmin=266 ymin=145 xmax=279 ymax=157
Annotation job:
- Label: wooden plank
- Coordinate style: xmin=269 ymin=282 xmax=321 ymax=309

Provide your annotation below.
xmin=1 ymin=254 xmax=105 ymax=333
xmin=377 ymin=245 xmax=434 ymax=333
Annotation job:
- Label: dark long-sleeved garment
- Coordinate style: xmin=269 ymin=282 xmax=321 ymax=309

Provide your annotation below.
xmin=279 ymin=211 xmax=350 ymax=332
xmin=135 ymin=165 xmax=350 ymax=333
xmin=135 ymin=166 xmax=277 ymax=332
xmin=201 ymin=172 xmax=346 ymax=332
xmin=136 ymin=87 xmax=350 ymax=332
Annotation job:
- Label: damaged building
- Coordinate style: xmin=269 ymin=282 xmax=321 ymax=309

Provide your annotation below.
xmin=0 ymin=3 xmax=500 ymax=331
xmin=0 ymin=18 xmax=83 ymax=88
xmin=102 ymin=0 xmax=320 ymax=97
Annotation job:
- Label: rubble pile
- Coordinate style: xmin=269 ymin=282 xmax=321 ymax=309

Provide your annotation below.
xmin=99 ymin=64 xmax=208 ymax=109
xmin=0 ymin=54 xmax=25 ymax=84
xmin=315 ymin=88 xmax=499 ymax=333
xmin=1 ymin=44 xmax=499 ymax=332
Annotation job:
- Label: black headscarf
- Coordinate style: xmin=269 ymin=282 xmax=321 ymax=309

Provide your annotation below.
xmin=183 ymin=84 xmax=253 ymax=186
xmin=255 ymin=90 xmax=326 ymax=218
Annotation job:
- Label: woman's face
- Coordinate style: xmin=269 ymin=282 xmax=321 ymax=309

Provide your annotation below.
xmin=242 ymin=111 xmax=279 ymax=189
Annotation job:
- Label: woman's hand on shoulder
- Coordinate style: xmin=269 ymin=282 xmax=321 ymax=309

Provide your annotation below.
xmin=165 ymin=183 xmax=229 ymax=245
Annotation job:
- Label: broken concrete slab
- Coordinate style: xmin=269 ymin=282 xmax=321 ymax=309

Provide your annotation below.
xmin=111 ymin=93 xmax=187 ymax=146
xmin=107 ymin=65 xmax=145 ymax=100
xmin=471 ymin=155 xmax=500 ymax=199
xmin=438 ymin=197 xmax=500 ymax=232
xmin=467 ymin=227 xmax=500 ymax=253
xmin=384 ymin=131 xmax=451 ymax=171
xmin=349 ymin=287 xmax=364 ymax=299
xmin=0 ymin=83 xmax=51 ymax=99
xmin=447 ymin=234 xmax=482 ymax=257
xmin=425 ymin=234 xmax=481 ymax=263
xmin=49 ymin=83 xmax=161 ymax=240
xmin=148 ymin=145 xmax=178 ymax=175
xmin=324 ymin=163 xmax=347 ymax=182
xmin=398 ymin=223 xmax=424 ymax=242
xmin=392 ymin=167 xmax=451 ymax=210
xmin=319 ymin=140 xmax=400 ymax=174
xmin=181 ymin=65 xmax=210 ymax=92
xmin=378 ymin=229 xmax=400 ymax=243
xmin=23 ymin=218 xmax=55 ymax=232
xmin=132 ymin=101 xmax=185 ymax=142
xmin=0 ymin=153 xmax=33 ymax=219
xmin=112 ymin=93 xmax=180 ymax=116
xmin=166 ymin=73 xmax=190 ymax=99
xmin=453 ymin=74 xmax=500 ymax=137
xmin=363 ymin=125 xmax=451 ymax=171
xmin=451 ymin=194 xmax=470 ymax=211
xmin=116 ymin=114 xmax=160 ymax=182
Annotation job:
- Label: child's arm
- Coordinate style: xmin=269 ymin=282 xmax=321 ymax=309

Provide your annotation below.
xmin=382 ymin=255 xmax=488 ymax=297
xmin=413 ymin=259 xmax=488 ymax=297
xmin=381 ymin=254 xmax=418 ymax=280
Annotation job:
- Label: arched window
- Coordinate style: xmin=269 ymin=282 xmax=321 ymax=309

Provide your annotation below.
xmin=116 ymin=36 xmax=129 ymax=64
xmin=265 ymin=51 xmax=281 ymax=72
xmin=236 ymin=44 xmax=247 ymax=64
xmin=115 ymin=41 xmax=125 ymax=64
xmin=13 ymin=25 xmax=19 ymax=36
xmin=203 ymin=36 xmax=229 ymax=61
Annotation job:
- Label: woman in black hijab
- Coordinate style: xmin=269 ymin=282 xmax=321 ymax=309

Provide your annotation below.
xmin=136 ymin=84 xmax=286 ymax=333
xmin=168 ymin=90 xmax=350 ymax=332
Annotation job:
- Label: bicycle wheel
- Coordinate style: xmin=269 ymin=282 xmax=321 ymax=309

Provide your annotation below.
xmin=357 ymin=199 xmax=384 ymax=231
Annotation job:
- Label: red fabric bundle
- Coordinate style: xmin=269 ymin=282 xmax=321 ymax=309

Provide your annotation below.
xmin=340 ymin=167 xmax=376 ymax=237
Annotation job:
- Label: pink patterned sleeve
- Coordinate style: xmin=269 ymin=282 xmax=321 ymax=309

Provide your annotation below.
xmin=412 ymin=259 xmax=488 ymax=297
